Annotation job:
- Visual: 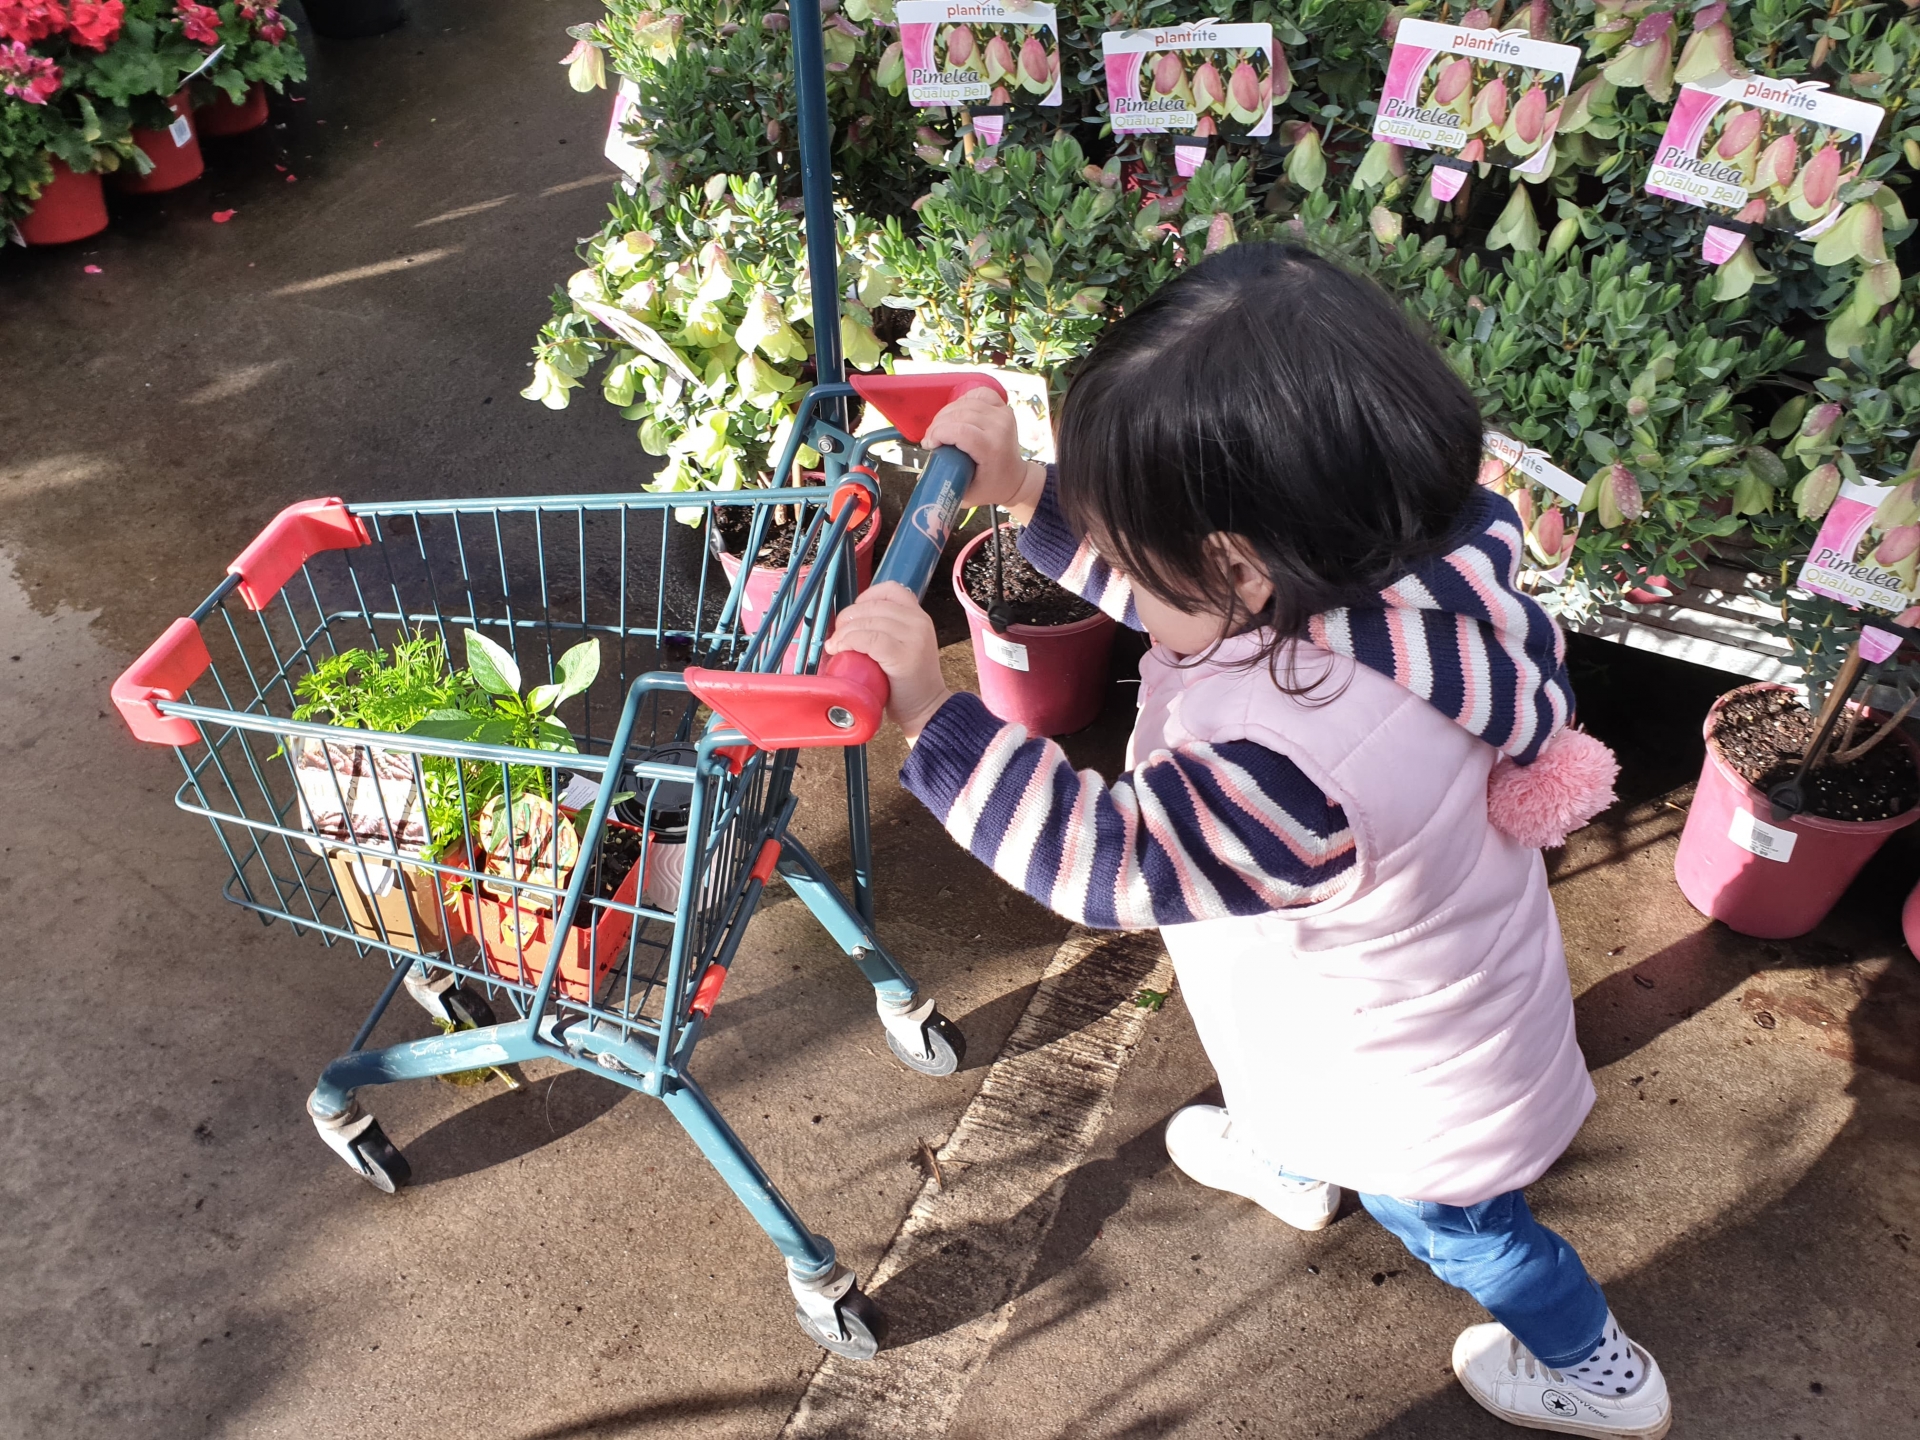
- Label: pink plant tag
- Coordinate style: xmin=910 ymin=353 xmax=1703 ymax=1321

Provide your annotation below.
xmin=1373 ymin=20 xmax=1581 ymax=179
xmin=899 ymin=1 xmax=1062 ymax=109
xmin=971 ymin=110 xmax=1005 ymax=146
xmin=1645 ymin=74 xmax=1884 ymax=244
xmin=1700 ymin=223 xmax=1746 ymax=264
xmin=1172 ymin=139 xmax=1208 ymax=177
xmin=1861 ymin=626 xmax=1902 ymax=664
xmin=1100 ymin=22 xmax=1277 ymax=138
xmin=1429 ymin=164 xmax=1468 ymax=202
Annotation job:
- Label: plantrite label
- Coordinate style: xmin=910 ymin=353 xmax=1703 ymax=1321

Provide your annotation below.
xmin=899 ymin=2 xmax=1061 ymax=108
xmin=1372 ymin=20 xmax=1580 ymax=179
xmin=1100 ymin=23 xmax=1275 ymax=138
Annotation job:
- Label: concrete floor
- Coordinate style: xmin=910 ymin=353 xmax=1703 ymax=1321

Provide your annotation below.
xmin=4 ymin=4 xmax=1919 ymax=1437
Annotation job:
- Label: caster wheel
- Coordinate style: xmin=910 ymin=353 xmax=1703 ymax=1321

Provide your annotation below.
xmin=887 ymin=1010 xmax=966 ymax=1077
xmin=796 ymin=1285 xmax=888 ymax=1360
xmin=351 ymin=1120 xmax=412 ymax=1194
xmin=444 ymin=985 xmax=495 ymax=1030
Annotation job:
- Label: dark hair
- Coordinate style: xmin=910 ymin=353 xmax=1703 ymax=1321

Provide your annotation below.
xmin=1056 ymin=242 xmax=1482 ymax=654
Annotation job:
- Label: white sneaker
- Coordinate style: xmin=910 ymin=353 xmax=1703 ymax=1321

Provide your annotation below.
xmin=1452 ymin=1322 xmax=1672 ymax=1438
xmin=1162 ymin=1104 xmax=1341 ymax=1231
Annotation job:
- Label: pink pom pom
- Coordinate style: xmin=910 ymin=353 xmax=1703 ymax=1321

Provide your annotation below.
xmin=1487 ymin=727 xmax=1619 ymax=849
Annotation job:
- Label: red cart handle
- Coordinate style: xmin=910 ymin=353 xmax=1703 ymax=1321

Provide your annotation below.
xmin=685 ymin=650 xmax=888 ymax=749
xmin=112 ymin=618 xmax=213 ymax=746
xmin=229 ymin=497 xmax=369 ymax=611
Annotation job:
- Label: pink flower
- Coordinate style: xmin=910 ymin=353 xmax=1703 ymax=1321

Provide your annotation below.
xmin=0 ymin=2 xmax=68 ymax=45
xmin=0 ymin=39 xmax=60 ymax=103
xmin=176 ymin=0 xmax=220 ymax=45
xmin=64 ymin=0 xmax=120 ymax=48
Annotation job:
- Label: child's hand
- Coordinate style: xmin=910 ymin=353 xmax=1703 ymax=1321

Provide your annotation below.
xmin=824 ymin=582 xmax=952 ymax=740
xmin=922 ymin=388 xmax=1047 ymax=523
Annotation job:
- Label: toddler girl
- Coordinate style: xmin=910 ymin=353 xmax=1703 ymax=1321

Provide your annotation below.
xmin=826 ymin=242 xmax=1664 ymax=1438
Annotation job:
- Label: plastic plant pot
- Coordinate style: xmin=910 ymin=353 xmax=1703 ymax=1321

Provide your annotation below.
xmin=712 ymin=505 xmax=881 ymax=650
xmin=17 ymin=160 xmax=108 ymax=245
xmin=113 ymin=92 xmax=204 ymax=194
xmin=1904 ymin=876 xmax=1920 ymax=957
xmin=952 ymin=528 xmax=1118 ymax=738
xmin=458 ymin=819 xmax=648 ymax=1004
xmin=302 ymin=0 xmax=406 ymax=38
xmin=613 ymin=744 xmax=699 ymax=912
xmin=1673 ymin=683 xmax=1920 ymax=939
xmin=195 ymin=82 xmax=270 ymax=137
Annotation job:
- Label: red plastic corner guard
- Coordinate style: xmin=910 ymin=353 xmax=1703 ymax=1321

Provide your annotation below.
xmin=684 ymin=651 xmax=890 ymax=751
xmin=229 ymin=497 xmax=370 ymax=611
xmin=848 ymin=371 xmax=1007 ymax=445
xmin=112 ymin=618 xmax=212 ymax=745
xmin=689 ymin=962 xmax=729 ymax=1019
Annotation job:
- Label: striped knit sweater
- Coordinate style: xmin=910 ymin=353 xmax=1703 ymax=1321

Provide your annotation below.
xmin=899 ymin=473 xmax=1574 ymax=930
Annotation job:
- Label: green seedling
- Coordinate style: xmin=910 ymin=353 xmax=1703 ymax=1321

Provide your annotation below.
xmin=1133 ymin=987 xmax=1169 ymax=1012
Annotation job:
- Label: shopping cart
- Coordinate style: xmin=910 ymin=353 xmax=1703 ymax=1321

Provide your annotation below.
xmin=109 ymin=1 xmax=999 ymax=1360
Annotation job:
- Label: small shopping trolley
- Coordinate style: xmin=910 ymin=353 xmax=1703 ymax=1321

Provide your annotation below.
xmin=109 ymin=1 xmax=1003 ymax=1359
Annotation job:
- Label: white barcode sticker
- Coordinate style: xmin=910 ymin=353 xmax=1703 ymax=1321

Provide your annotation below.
xmin=1727 ymin=807 xmax=1798 ymax=863
xmin=982 ymin=632 xmax=1029 ymax=671
xmin=169 ymin=113 xmax=193 ymax=148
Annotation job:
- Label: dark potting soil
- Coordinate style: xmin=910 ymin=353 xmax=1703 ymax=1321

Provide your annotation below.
xmin=584 ymin=823 xmax=645 ymax=911
xmin=962 ymin=522 xmax=1100 ymax=628
xmin=1710 ymin=686 xmax=1920 ymax=822
xmin=714 ymin=504 xmax=877 ymax=572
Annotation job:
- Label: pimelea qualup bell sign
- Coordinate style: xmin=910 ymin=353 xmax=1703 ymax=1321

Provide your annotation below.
xmin=1101 ymin=22 xmax=1276 ymax=139
xmin=1644 ymin=74 xmax=1884 ymax=264
xmin=899 ymin=1 xmax=1062 ymax=110
xmin=1799 ymin=476 xmax=1920 ymax=661
xmin=1372 ymin=21 xmax=1581 ymax=202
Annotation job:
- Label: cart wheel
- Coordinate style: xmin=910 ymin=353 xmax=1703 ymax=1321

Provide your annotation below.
xmin=796 ymin=1285 xmax=888 ymax=1360
xmin=444 ymin=985 xmax=496 ymax=1030
xmin=886 ymin=1010 xmax=966 ymax=1077
xmin=351 ymin=1121 xmax=412 ymax=1194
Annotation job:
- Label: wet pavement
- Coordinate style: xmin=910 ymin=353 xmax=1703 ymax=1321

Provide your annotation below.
xmin=4 ymin=4 xmax=1919 ymax=1437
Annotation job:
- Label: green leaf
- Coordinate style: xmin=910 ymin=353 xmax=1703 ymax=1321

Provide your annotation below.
xmin=464 ymin=630 xmax=522 ymax=696
xmin=529 ymin=639 xmax=601 ymax=712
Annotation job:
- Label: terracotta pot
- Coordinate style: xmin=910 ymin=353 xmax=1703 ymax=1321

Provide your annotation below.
xmin=17 ymin=159 xmax=108 ymax=245
xmin=113 ymin=91 xmax=204 ymax=194
xmin=1673 ymin=683 xmax=1920 ymax=938
xmin=712 ymin=505 xmax=882 ymax=665
xmin=458 ymin=821 xmax=647 ymax=1004
xmin=196 ymin=81 xmax=270 ymax=137
xmin=303 ymin=0 xmax=406 ymax=38
xmin=952 ymin=528 xmax=1118 ymax=738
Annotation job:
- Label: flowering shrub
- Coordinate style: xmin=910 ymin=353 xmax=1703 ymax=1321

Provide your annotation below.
xmin=530 ymin=0 xmax=1920 ymax=680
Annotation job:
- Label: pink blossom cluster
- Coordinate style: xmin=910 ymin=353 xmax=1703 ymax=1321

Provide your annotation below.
xmin=0 ymin=0 xmax=123 ymax=51
xmin=176 ymin=0 xmax=220 ymax=46
xmin=238 ymin=1 xmax=285 ymax=43
xmin=0 ymin=36 xmax=59 ymax=101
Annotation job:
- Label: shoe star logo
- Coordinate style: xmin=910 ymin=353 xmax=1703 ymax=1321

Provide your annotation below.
xmin=1541 ymin=1391 xmax=1580 ymax=1418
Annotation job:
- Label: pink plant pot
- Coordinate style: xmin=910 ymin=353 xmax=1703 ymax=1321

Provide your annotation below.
xmin=1674 ymin=683 xmax=1920 ymax=939
xmin=713 ymin=508 xmax=880 ymax=671
xmin=196 ymin=82 xmax=270 ymax=137
xmin=17 ymin=159 xmax=108 ymax=245
xmin=1903 ymin=877 xmax=1920 ymax=956
xmin=952 ymin=529 xmax=1118 ymax=738
xmin=114 ymin=91 xmax=205 ymax=194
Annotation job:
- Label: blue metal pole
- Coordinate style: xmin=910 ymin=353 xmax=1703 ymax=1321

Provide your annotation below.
xmin=789 ymin=0 xmax=844 ymax=419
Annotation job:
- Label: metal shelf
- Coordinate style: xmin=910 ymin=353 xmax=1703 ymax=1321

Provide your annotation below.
xmin=1566 ymin=561 xmax=1800 ymax=684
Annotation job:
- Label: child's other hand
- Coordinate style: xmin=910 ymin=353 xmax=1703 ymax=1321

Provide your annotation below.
xmin=824 ymin=582 xmax=953 ymax=739
xmin=922 ymin=388 xmax=1047 ymax=523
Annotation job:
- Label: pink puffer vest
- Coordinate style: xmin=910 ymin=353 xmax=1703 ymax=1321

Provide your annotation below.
xmin=1135 ymin=631 xmax=1594 ymax=1205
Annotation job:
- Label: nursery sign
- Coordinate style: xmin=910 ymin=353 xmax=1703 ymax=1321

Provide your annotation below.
xmin=1481 ymin=431 xmax=1582 ymax=586
xmin=605 ymin=78 xmax=648 ymax=180
xmin=1373 ymin=21 xmax=1580 ymax=199
xmin=1797 ymin=477 xmax=1919 ymax=660
xmin=899 ymin=2 xmax=1061 ymax=109
xmin=1100 ymin=22 xmax=1275 ymax=138
xmin=1645 ymin=75 xmax=1883 ymax=261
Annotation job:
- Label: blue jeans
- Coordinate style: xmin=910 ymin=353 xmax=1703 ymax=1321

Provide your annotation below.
xmin=1341 ymin=1185 xmax=1609 ymax=1370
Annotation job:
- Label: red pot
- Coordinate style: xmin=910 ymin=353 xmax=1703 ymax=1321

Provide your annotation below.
xmin=1903 ymin=877 xmax=1920 ymax=955
xmin=113 ymin=91 xmax=204 ymax=194
xmin=952 ymin=529 xmax=1118 ymax=738
xmin=1674 ymin=684 xmax=1920 ymax=939
xmin=713 ymin=507 xmax=881 ymax=667
xmin=17 ymin=160 xmax=108 ymax=245
xmin=196 ymin=82 xmax=270 ymax=137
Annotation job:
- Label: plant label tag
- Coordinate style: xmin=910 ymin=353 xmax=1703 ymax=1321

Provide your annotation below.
xmin=1481 ymin=432 xmax=1581 ymax=586
xmin=1727 ymin=807 xmax=1798 ymax=863
xmin=1374 ymin=22 xmax=1580 ymax=178
xmin=899 ymin=2 xmax=1062 ymax=109
xmin=1645 ymin=75 xmax=1884 ymax=248
xmin=169 ymin=113 xmax=194 ymax=148
xmin=1860 ymin=625 xmax=1902 ymax=663
xmin=1798 ymin=478 xmax=1920 ymax=618
xmin=605 ymin=79 xmax=647 ymax=179
xmin=1101 ymin=22 xmax=1277 ymax=138
xmin=983 ymin=632 xmax=1030 ymax=671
